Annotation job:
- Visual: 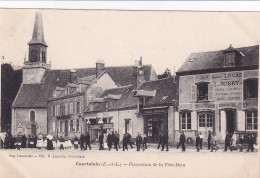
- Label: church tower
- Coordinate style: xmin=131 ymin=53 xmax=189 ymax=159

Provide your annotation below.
xmin=23 ymin=12 xmax=51 ymax=84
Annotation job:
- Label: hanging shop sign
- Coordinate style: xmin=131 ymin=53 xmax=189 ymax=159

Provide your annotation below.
xmin=143 ymin=108 xmax=168 ymax=115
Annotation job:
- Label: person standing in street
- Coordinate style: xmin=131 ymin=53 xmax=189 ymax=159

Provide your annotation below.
xmin=231 ymin=132 xmax=237 ymax=149
xmin=21 ymin=134 xmax=27 ymax=148
xmin=247 ymin=134 xmax=256 ymax=152
xmin=180 ymin=131 xmax=186 ymax=151
xmin=99 ymin=132 xmax=104 ymax=150
xmin=207 ymin=131 xmax=212 ymax=150
xmin=157 ymin=132 xmax=162 ymax=149
xmin=79 ymin=134 xmax=85 ymax=151
xmin=114 ymin=131 xmax=120 ymax=151
xmin=106 ymin=132 xmax=113 ymax=151
xmin=85 ymin=132 xmax=91 ymax=150
xmin=199 ymin=132 xmax=203 ymax=149
xmin=143 ymin=134 xmax=147 ymax=149
xmin=238 ymin=135 xmax=244 ymax=152
xmin=224 ymin=132 xmax=232 ymax=152
xmin=127 ymin=133 xmax=133 ymax=149
xmin=122 ymin=134 xmax=128 ymax=151
xmin=210 ymin=133 xmax=218 ymax=152
xmin=161 ymin=133 xmax=169 ymax=151
xmin=136 ymin=133 xmax=142 ymax=151
xmin=195 ymin=133 xmax=200 ymax=152
xmin=74 ymin=136 xmax=79 ymax=149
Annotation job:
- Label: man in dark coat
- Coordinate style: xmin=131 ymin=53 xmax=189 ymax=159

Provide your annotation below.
xmin=59 ymin=136 xmax=65 ymax=150
xmin=247 ymin=134 xmax=255 ymax=152
xmin=21 ymin=134 xmax=27 ymax=148
xmin=224 ymin=132 xmax=232 ymax=152
xmin=79 ymin=134 xmax=85 ymax=151
xmin=16 ymin=135 xmax=22 ymax=150
xmin=157 ymin=133 xmax=162 ymax=149
xmin=195 ymin=133 xmax=200 ymax=152
xmin=161 ymin=133 xmax=169 ymax=151
xmin=85 ymin=132 xmax=91 ymax=150
xmin=136 ymin=134 xmax=142 ymax=151
xmin=122 ymin=134 xmax=128 ymax=151
xmin=28 ymin=135 xmax=34 ymax=148
xmin=207 ymin=131 xmax=212 ymax=150
xmin=114 ymin=131 xmax=120 ymax=151
xmin=111 ymin=131 xmax=115 ymax=149
xmin=106 ymin=132 xmax=113 ymax=151
xmin=180 ymin=131 xmax=186 ymax=151
xmin=99 ymin=132 xmax=104 ymax=150
xmin=74 ymin=136 xmax=79 ymax=149
xmin=127 ymin=133 xmax=133 ymax=149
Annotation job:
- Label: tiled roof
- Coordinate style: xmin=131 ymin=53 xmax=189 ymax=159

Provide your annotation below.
xmin=177 ymin=45 xmax=259 ymax=74
xmin=88 ymin=85 xmax=137 ymax=112
xmin=136 ymin=77 xmax=178 ymax=107
xmin=13 ymin=65 xmax=156 ymax=108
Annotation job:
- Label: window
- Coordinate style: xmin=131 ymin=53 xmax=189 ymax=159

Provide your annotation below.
xmin=197 ymin=82 xmax=208 ymax=101
xmin=65 ymin=103 xmax=68 ymax=115
xmin=125 ymin=119 xmax=130 ymax=134
xmin=244 ymin=79 xmax=258 ymax=99
xmin=139 ymin=98 xmax=145 ymax=111
xmin=246 ymin=111 xmax=258 ymax=130
xmin=69 ymin=120 xmax=73 ymax=132
xmin=108 ymin=117 xmax=113 ymax=124
xmin=52 ymin=106 xmax=56 ymax=116
xmin=181 ymin=112 xmax=191 ymax=130
xmin=76 ymin=102 xmax=80 ymax=114
xmin=76 ymin=119 xmax=79 ymax=132
xmin=52 ymin=122 xmax=56 ymax=132
xmin=224 ymin=53 xmax=235 ymax=67
xmin=59 ymin=121 xmax=62 ymax=132
xmin=57 ymin=105 xmax=61 ymax=116
xmin=61 ymin=105 xmax=65 ymax=116
xmin=70 ymin=103 xmax=74 ymax=114
xmin=30 ymin=110 xmax=35 ymax=122
xmin=198 ymin=113 xmax=214 ymax=127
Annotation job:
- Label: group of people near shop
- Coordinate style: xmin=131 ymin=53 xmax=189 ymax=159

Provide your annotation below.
xmin=175 ymin=130 xmax=257 ymax=152
xmin=0 ymin=130 xmax=257 ymax=152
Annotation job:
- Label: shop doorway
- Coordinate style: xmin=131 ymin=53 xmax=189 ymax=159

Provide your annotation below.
xmin=226 ymin=110 xmax=235 ymax=134
xmin=147 ymin=118 xmax=163 ymax=143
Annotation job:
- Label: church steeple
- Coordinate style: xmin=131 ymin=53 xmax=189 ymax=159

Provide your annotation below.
xmin=28 ymin=12 xmax=47 ymax=47
xmin=27 ymin=12 xmax=48 ymax=64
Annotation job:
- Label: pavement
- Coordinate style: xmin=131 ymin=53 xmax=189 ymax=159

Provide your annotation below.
xmin=0 ymin=142 xmax=258 ymax=178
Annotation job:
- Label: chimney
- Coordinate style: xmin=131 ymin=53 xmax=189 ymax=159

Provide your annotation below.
xmin=96 ymin=60 xmax=105 ymax=78
xmin=133 ymin=56 xmax=144 ymax=89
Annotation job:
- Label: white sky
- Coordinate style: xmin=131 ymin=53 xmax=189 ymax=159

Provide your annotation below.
xmin=1 ymin=9 xmax=260 ymax=74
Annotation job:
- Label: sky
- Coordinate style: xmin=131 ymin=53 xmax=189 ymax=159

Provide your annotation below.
xmin=1 ymin=9 xmax=260 ymax=74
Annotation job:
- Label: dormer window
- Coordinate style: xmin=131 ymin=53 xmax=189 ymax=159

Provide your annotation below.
xmin=224 ymin=53 xmax=235 ymax=67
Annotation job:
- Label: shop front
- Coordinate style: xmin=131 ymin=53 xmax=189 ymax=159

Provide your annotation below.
xmin=143 ymin=107 xmax=168 ymax=143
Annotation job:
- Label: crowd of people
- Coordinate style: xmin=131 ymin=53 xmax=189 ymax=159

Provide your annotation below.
xmin=0 ymin=130 xmax=257 ymax=152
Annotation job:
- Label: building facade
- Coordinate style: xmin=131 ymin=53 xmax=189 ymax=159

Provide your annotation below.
xmin=176 ymin=45 xmax=259 ymax=142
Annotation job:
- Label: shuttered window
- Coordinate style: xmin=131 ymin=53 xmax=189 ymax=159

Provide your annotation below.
xmin=208 ymin=83 xmax=214 ymax=101
xmin=70 ymin=103 xmax=73 ymax=114
xmin=191 ymin=85 xmax=196 ymax=102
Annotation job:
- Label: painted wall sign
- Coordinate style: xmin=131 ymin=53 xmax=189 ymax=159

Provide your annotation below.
xmin=195 ymin=74 xmax=210 ymax=83
xmin=143 ymin=108 xmax=168 ymax=115
xmin=211 ymin=72 xmax=243 ymax=102
xmin=219 ymin=102 xmax=237 ymax=108
xmin=179 ymin=104 xmax=193 ymax=110
xmin=195 ymin=103 xmax=215 ymax=109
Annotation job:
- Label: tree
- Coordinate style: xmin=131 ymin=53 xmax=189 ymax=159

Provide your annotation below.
xmin=158 ymin=68 xmax=172 ymax=79
xmin=1 ymin=63 xmax=22 ymax=132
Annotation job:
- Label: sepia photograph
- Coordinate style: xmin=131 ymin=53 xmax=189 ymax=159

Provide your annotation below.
xmin=0 ymin=5 xmax=259 ymax=178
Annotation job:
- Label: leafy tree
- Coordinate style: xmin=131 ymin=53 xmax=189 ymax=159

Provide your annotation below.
xmin=158 ymin=68 xmax=172 ymax=79
xmin=1 ymin=63 xmax=22 ymax=132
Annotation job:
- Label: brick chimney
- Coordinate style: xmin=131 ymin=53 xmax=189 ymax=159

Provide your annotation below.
xmin=133 ymin=57 xmax=144 ymax=89
xmin=96 ymin=60 xmax=105 ymax=78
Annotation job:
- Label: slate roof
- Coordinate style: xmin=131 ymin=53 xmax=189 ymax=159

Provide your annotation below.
xmin=177 ymin=45 xmax=259 ymax=75
xmin=13 ymin=65 xmax=156 ymax=108
xmin=136 ymin=77 xmax=178 ymax=107
xmin=87 ymin=85 xmax=137 ymax=112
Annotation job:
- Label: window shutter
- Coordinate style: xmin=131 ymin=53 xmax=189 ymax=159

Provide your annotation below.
xmin=58 ymin=121 xmax=61 ymax=132
xmin=55 ymin=106 xmax=57 ymax=116
xmin=237 ymin=111 xmax=245 ymax=131
xmin=191 ymin=84 xmax=196 ymax=102
xmin=62 ymin=121 xmax=65 ymax=132
xmin=65 ymin=103 xmax=68 ymax=115
xmin=208 ymin=83 xmax=214 ymax=101
xmin=80 ymin=101 xmax=82 ymax=113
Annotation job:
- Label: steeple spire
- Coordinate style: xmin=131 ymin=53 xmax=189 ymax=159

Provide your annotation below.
xmin=28 ymin=12 xmax=48 ymax=47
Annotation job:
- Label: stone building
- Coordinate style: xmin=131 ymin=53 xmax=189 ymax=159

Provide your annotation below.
xmin=11 ymin=12 xmax=158 ymax=137
xmin=176 ymin=45 xmax=259 ymax=142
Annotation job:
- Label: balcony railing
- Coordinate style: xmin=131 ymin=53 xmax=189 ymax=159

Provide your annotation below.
xmin=24 ymin=61 xmax=51 ymax=69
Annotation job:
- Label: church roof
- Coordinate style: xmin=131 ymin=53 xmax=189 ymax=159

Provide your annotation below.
xmin=177 ymin=45 xmax=259 ymax=75
xmin=12 ymin=65 xmax=156 ymax=108
xmin=28 ymin=12 xmax=48 ymax=46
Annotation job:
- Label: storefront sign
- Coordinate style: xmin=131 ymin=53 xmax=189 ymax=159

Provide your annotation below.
xmin=143 ymin=108 xmax=168 ymax=115
xmin=179 ymin=104 xmax=193 ymax=110
xmin=102 ymin=124 xmax=114 ymax=129
xmin=219 ymin=102 xmax=237 ymax=109
xmin=88 ymin=124 xmax=114 ymax=129
xmin=195 ymin=103 xmax=215 ymax=109
xmin=243 ymin=100 xmax=258 ymax=109
xmin=195 ymin=74 xmax=210 ymax=83
xmin=88 ymin=125 xmax=101 ymax=129
xmin=212 ymin=72 xmax=243 ymax=102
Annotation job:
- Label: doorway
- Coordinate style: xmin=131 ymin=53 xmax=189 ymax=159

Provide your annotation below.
xmin=226 ymin=110 xmax=235 ymax=134
xmin=31 ymin=124 xmax=37 ymax=137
